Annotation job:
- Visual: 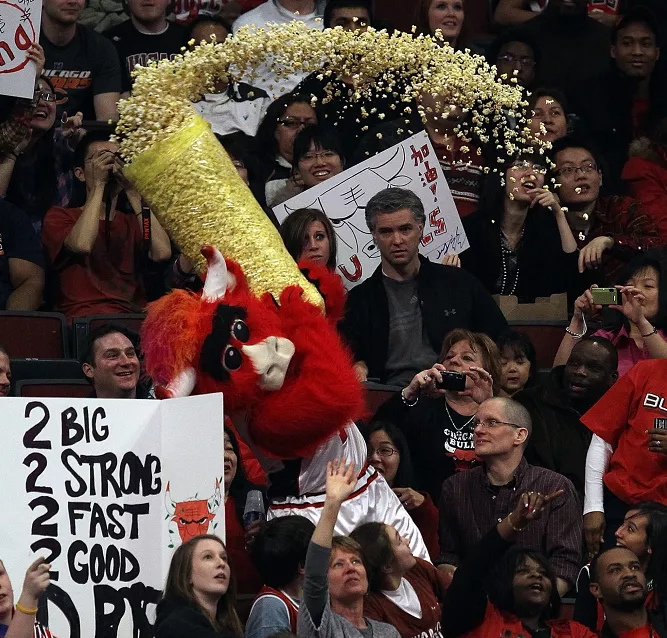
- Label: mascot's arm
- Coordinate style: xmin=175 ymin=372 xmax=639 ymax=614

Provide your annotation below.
xmin=298 ymin=260 xmax=347 ymax=325
xmin=248 ymin=285 xmax=365 ymax=459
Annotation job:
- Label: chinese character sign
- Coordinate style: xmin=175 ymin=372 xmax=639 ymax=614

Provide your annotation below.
xmin=0 ymin=393 xmax=225 ymax=638
xmin=0 ymin=0 xmax=42 ymax=99
xmin=273 ymin=130 xmax=469 ymax=290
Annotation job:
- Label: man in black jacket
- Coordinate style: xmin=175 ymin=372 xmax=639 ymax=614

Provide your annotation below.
xmin=339 ymin=187 xmax=508 ymax=386
xmin=514 ymin=336 xmax=618 ymax=496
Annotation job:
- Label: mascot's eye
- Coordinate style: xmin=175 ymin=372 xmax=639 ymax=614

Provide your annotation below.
xmin=222 ymin=346 xmax=242 ymax=371
xmin=231 ymin=319 xmax=249 ymax=343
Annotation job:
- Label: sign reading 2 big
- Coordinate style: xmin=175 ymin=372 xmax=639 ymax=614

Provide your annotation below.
xmin=0 ymin=394 xmax=225 ymax=637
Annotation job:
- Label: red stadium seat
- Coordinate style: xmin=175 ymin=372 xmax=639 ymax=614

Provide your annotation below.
xmin=509 ymin=321 xmax=569 ymax=370
xmin=16 ymin=379 xmax=91 ymax=398
xmin=73 ymin=314 xmax=146 ymax=359
xmin=0 ymin=311 xmax=69 ymax=358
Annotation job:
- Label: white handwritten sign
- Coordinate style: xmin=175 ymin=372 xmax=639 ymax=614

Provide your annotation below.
xmin=0 ymin=0 xmax=42 ymax=99
xmin=273 ymin=130 xmax=469 ymax=290
xmin=0 ymin=393 xmax=225 ymax=638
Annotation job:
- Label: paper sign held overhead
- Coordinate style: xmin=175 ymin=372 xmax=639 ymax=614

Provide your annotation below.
xmin=0 ymin=0 xmax=42 ymax=99
xmin=273 ymin=130 xmax=469 ymax=290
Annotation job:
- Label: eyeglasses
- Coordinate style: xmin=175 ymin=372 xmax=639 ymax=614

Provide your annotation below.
xmin=497 ymin=53 xmax=536 ymax=68
xmin=510 ymin=159 xmax=547 ymax=173
xmin=34 ymin=90 xmax=57 ymax=103
xmin=370 ymin=446 xmax=399 ymax=458
xmin=278 ymin=117 xmax=317 ymax=130
xmin=300 ymin=150 xmax=339 ymax=162
xmin=556 ymin=163 xmax=598 ymax=177
xmin=472 ymin=418 xmax=522 ymax=430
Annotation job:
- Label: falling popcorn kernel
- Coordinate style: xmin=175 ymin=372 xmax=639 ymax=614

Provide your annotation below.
xmin=582 ymin=213 xmax=589 ymax=221
xmin=575 ymin=187 xmax=582 ymax=194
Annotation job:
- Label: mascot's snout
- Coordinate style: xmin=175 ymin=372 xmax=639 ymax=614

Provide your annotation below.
xmin=242 ymin=336 xmax=295 ymax=391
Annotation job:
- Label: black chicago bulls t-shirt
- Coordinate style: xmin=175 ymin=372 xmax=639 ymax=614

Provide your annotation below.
xmin=105 ymin=20 xmax=187 ymax=93
xmin=41 ymin=24 xmax=122 ymax=120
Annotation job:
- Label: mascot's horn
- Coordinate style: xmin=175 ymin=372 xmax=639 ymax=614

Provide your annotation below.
xmin=201 ymin=244 xmax=228 ymax=302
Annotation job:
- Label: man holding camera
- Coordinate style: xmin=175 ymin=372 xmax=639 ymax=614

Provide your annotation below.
xmin=42 ymin=130 xmax=171 ymax=322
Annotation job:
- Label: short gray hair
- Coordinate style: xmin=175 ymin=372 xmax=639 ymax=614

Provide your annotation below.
xmin=483 ymin=397 xmax=533 ymax=444
xmin=365 ymin=188 xmax=425 ymax=231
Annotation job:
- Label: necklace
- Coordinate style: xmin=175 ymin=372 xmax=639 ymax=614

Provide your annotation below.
xmin=500 ymin=226 xmax=523 ymax=296
xmin=444 ymin=399 xmax=476 ymax=432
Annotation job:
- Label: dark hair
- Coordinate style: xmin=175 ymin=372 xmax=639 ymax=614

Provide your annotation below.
xmin=323 ymin=0 xmax=373 ymax=28
xmin=254 ymin=93 xmax=317 ymax=164
xmin=440 ymin=328 xmax=503 ymax=395
xmin=215 ymin=132 xmax=258 ymax=181
xmin=279 ymin=207 xmax=338 ymax=270
xmin=488 ymin=548 xmax=561 ymax=619
xmin=364 ymin=187 xmax=425 ymax=231
xmin=349 ymin=522 xmax=393 ymax=592
xmin=527 ymin=87 xmax=570 ymax=114
xmin=73 ymin=128 xmax=116 ymax=170
xmin=224 ymin=428 xmax=264 ymax=526
xmin=631 ymin=501 xmax=667 ymax=597
xmin=574 ymin=336 xmax=619 ymax=376
xmin=486 ymin=31 xmax=541 ymax=69
xmin=187 ymin=14 xmax=232 ymax=41
xmin=161 ymin=534 xmax=243 ymax=636
xmin=612 ymin=7 xmax=660 ymax=46
xmin=79 ymin=323 xmax=138 ymax=367
xmin=417 ymin=0 xmax=468 ymax=48
xmin=291 ymin=125 xmax=346 ymax=173
xmin=550 ymin=133 xmax=603 ymax=175
xmin=495 ymin=331 xmax=538 ymax=390
xmin=605 ymin=250 xmax=667 ymax=331
xmin=250 ymin=516 xmax=315 ymax=588
xmin=365 ymin=421 xmax=415 ymax=488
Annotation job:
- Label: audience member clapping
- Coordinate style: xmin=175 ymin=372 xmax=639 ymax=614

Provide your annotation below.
xmin=460 ymin=158 xmax=580 ymax=301
xmin=155 ymin=534 xmax=243 ymax=638
xmin=349 ymin=521 xmax=449 ymax=638
xmin=0 ymin=556 xmax=54 ymax=638
xmin=375 ymin=329 xmax=498 ymax=502
xmin=438 ymin=397 xmax=582 ymax=595
xmin=41 ymin=131 xmax=172 ymax=321
xmin=496 ymin=331 xmax=537 ymax=398
xmin=515 ymin=337 xmax=618 ymax=496
xmin=441 ymin=490 xmax=595 ymax=638
xmin=0 ymin=75 xmax=84 ymax=237
xmin=246 ymin=516 xmax=315 ymax=638
xmin=365 ymin=422 xmax=440 ymax=558
xmin=279 ymin=208 xmax=337 ymax=270
xmin=254 ymin=94 xmax=317 ymax=208
xmin=553 ymin=136 xmax=660 ymax=281
xmin=296 ymin=458 xmax=400 ymax=638
xmin=555 ymin=251 xmax=667 ymax=378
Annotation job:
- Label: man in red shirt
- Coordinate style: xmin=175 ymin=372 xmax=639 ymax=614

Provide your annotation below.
xmin=42 ymin=131 xmax=172 ymax=322
xmin=589 ymin=547 xmax=658 ymax=638
xmin=581 ymin=359 xmax=667 ymax=557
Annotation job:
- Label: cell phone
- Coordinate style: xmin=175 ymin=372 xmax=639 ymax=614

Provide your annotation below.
xmin=435 ymin=370 xmax=466 ymax=391
xmin=590 ymin=287 xmax=619 ymax=305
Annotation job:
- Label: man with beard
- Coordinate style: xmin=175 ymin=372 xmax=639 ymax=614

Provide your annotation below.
xmin=514 ymin=337 xmax=618 ymax=497
xmin=589 ymin=547 xmax=660 ymax=637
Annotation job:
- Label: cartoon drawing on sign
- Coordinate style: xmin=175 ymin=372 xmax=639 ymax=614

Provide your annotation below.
xmin=0 ymin=0 xmax=34 ymax=73
xmin=273 ymin=131 xmax=469 ymax=290
xmin=165 ymin=479 xmax=222 ymax=545
xmin=281 ymin=145 xmax=412 ymax=284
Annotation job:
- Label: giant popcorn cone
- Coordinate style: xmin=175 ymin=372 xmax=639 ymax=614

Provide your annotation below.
xmin=123 ymin=115 xmax=324 ymax=310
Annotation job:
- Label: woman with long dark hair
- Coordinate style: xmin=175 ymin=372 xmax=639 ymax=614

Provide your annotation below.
xmin=156 ymin=534 xmax=243 ymax=638
xmin=418 ymin=0 xmax=466 ymax=49
xmin=279 ymin=208 xmax=338 ymax=271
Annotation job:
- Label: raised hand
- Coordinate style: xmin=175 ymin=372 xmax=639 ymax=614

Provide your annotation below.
xmin=325 ymin=458 xmax=357 ymax=504
xmin=509 ymin=489 xmax=564 ymax=530
xmin=583 ymin=511 xmax=606 ymax=559
xmin=403 ymin=363 xmax=448 ymax=402
xmin=461 ymin=366 xmax=493 ymax=404
xmin=393 ymin=487 xmax=425 ymax=511
xmin=19 ymin=557 xmax=51 ymax=608
xmin=578 ymin=237 xmax=613 ymax=273
xmin=573 ymin=286 xmax=601 ymax=320
xmin=610 ymin=285 xmax=646 ymax=326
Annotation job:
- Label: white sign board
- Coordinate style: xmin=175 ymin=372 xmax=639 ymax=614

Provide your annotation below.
xmin=273 ymin=130 xmax=469 ymax=290
xmin=0 ymin=394 xmax=225 ymax=638
xmin=0 ymin=0 xmax=42 ymax=99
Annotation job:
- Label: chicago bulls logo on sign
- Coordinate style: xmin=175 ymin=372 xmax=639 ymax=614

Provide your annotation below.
xmin=165 ymin=478 xmax=222 ymax=545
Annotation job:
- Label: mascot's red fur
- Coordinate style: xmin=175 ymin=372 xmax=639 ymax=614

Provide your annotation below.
xmin=141 ymin=245 xmax=364 ymax=459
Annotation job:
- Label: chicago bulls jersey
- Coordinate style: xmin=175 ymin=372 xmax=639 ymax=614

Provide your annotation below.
xmin=248 ymin=586 xmax=299 ymax=633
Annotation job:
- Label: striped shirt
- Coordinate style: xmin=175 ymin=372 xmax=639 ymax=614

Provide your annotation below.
xmin=437 ymin=457 xmax=583 ymax=586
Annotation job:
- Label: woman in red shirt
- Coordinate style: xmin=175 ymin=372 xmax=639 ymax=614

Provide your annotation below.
xmin=442 ymin=490 xmax=596 ymax=638
xmin=350 ymin=521 xmax=449 ymax=638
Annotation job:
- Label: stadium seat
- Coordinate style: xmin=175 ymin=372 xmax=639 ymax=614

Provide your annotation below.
xmin=509 ymin=321 xmax=569 ymax=370
xmin=16 ymin=379 xmax=91 ymax=398
xmin=73 ymin=313 xmax=146 ymax=359
xmin=364 ymin=381 xmax=401 ymax=418
xmin=0 ymin=311 xmax=69 ymax=358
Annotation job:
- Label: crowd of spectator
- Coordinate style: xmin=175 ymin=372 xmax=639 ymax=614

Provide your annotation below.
xmin=2 ymin=0 xmax=667 ymax=637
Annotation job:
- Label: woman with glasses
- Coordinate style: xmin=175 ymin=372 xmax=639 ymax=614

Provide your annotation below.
xmin=365 ymin=422 xmax=440 ymax=558
xmin=459 ymin=156 xmax=581 ymax=302
xmin=374 ymin=329 xmax=500 ymax=503
xmin=0 ymin=65 xmax=84 ymax=238
xmin=254 ymin=93 xmax=318 ymax=208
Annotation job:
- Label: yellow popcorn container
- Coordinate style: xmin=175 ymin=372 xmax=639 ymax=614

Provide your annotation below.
xmin=124 ymin=114 xmax=324 ymax=310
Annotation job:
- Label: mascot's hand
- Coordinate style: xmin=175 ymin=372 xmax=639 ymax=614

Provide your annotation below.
xmin=298 ymin=260 xmax=346 ymax=323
